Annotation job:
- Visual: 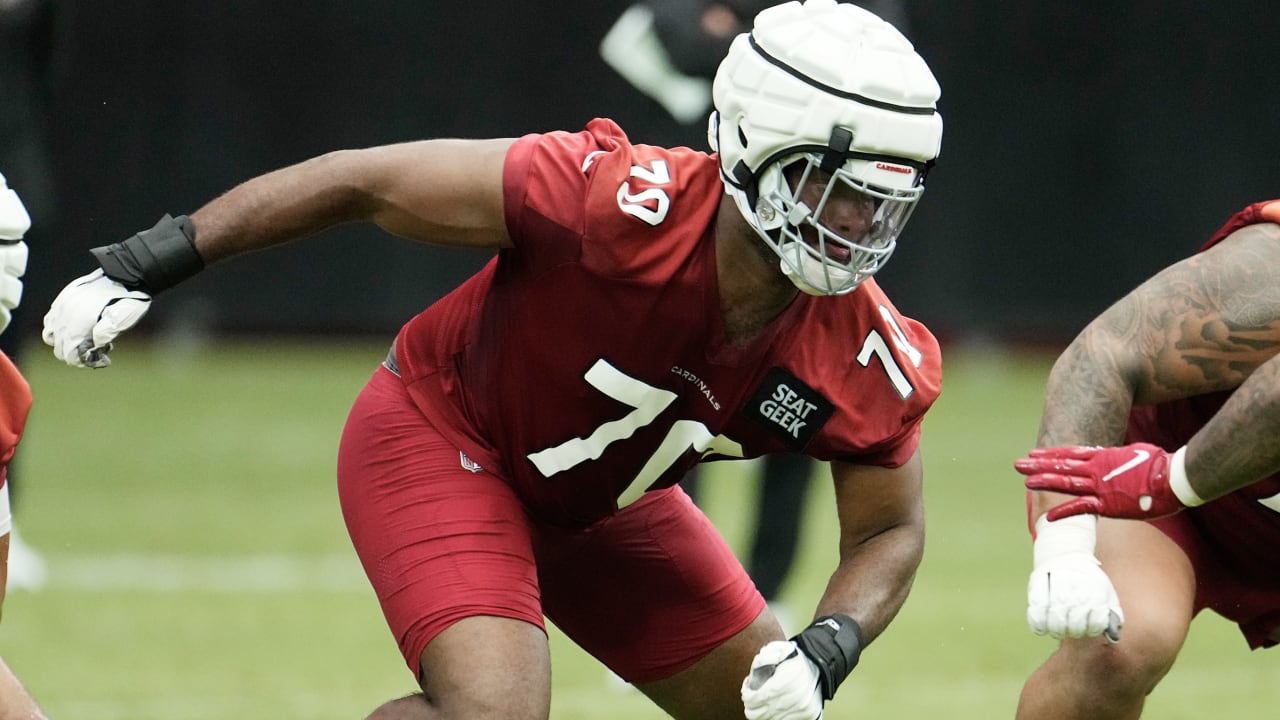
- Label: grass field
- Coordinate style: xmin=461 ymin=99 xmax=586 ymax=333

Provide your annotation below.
xmin=1 ymin=337 xmax=1272 ymax=719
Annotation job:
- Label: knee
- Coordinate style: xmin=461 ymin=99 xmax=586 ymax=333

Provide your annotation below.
xmin=365 ymin=694 xmax=431 ymax=720
xmin=1105 ymin=617 xmax=1187 ymax=689
xmin=365 ymin=691 xmax=551 ymax=720
xmin=1057 ymin=624 xmax=1183 ymax=700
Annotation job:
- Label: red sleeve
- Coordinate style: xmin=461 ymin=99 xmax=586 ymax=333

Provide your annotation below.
xmin=0 ymin=352 xmax=32 ymax=486
xmin=844 ymin=284 xmax=941 ymax=468
xmin=501 ymin=117 xmax=721 ymax=281
xmin=1199 ymin=199 xmax=1280 ymax=252
xmin=502 ymin=118 xmax=631 ymax=255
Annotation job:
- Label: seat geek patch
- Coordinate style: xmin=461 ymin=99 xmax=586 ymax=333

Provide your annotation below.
xmin=744 ymin=367 xmax=834 ymax=451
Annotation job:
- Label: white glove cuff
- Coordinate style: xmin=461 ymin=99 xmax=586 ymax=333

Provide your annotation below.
xmin=1032 ymin=513 xmax=1096 ymax=568
xmin=1167 ymin=445 xmax=1204 ymax=507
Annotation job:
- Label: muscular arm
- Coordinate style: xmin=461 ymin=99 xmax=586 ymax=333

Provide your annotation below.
xmin=42 ymin=138 xmax=518 ymax=368
xmin=1032 ymin=223 xmax=1280 ymax=516
xmin=1183 ymin=350 xmax=1280 ymax=500
xmin=818 ymin=450 xmax=925 ymax=644
xmin=189 ymin=137 xmax=516 ymax=263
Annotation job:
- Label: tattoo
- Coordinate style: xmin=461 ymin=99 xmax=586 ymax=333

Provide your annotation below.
xmin=1187 ymin=356 xmax=1280 ymax=498
xmin=1038 ymin=224 xmax=1280 ymax=448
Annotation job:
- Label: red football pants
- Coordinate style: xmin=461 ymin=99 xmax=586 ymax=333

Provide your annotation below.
xmin=337 ymin=365 xmax=765 ymax=681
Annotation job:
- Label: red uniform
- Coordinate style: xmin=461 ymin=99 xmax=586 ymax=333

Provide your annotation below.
xmin=337 ymin=119 xmax=941 ymax=680
xmin=1134 ymin=200 xmax=1280 ymax=649
xmin=0 ymin=351 xmax=31 ymax=535
xmin=0 ymin=352 xmax=31 ymax=489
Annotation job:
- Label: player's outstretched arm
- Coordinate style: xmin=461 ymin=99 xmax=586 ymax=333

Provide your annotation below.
xmin=43 ymin=137 xmax=516 ymax=368
xmin=188 ymin=137 xmax=516 ymax=264
xmin=742 ymin=452 xmax=923 ymax=720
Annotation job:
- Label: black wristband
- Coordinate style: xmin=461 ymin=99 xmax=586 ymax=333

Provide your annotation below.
xmin=792 ymin=614 xmax=864 ymax=701
xmin=91 ymin=214 xmax=204 ymax=294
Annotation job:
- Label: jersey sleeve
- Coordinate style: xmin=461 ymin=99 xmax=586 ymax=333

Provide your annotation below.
xmin=871 ymin=307 xmax=942 ymax=467
xmin=502 ymin=118 xmax=631 ymax=261
xmin=832 ymin=285 xmax=942 ymax=468
xmin=1199 ymin=199 xmax=1280 ymax=252
xmin=500 ymin=117 xmax=721 ymax=281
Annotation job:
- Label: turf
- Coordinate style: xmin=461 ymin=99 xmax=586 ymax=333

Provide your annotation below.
xmin=1 ymin=338 xmax=1272 ymax=719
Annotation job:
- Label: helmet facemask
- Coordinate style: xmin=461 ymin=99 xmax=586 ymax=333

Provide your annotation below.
xmin=747 ymin=139 xmax=927 ymax=295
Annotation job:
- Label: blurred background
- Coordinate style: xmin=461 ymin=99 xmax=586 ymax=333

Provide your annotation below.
xmin=5 ymin=0 xmax=1279 ymax=348
xmin=2 ymin=1 xmax=1278 ymax=718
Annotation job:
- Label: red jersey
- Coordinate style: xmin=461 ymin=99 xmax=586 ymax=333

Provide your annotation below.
xmin=395 ymin=118 xmax=941 ymax=527
xmin=1127 ymin=200 xmax=1280 ymax=582
xmin=0 ymin=351 xmax=32 ymax=489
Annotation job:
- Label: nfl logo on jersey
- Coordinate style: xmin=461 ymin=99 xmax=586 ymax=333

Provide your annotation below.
xmin=459 ymin=451 xmax=483 ymax=473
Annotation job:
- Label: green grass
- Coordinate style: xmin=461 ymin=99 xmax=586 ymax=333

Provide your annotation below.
xmin=1 ymin=338 xmax=1272 ymax=719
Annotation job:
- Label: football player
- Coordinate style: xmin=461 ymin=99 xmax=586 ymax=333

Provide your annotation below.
xmin=42 ymin=2 xmax=944 ymax=718
xmin=1014 ymin=200 xmax=1280 ymax=718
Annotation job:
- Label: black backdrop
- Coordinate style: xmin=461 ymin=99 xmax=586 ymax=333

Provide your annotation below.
xmin=16 ymin=1 xmax=1280 ymax=346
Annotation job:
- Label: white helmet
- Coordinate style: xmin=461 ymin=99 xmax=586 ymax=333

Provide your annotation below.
xmin=708 ymin=0 xmax=943 ymax=295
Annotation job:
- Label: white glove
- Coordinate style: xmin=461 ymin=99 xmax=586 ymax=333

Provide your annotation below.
xmin=0 ymin=241 xmax=28 ymax=336
xmin=42 ymin=269 xmax=151 ymax=368
xmin=0 ymin=172 xmax=31 ymax=241
xmin=741 ymin=640 xmax=824 ymax=720
xmin=0 ymin=171 xmax=32 ymax=335
xmin=1027 ymin=514 xmax=1124 ymax=641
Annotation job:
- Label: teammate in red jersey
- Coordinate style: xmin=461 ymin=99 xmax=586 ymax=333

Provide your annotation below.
xmin=40 ymin=2 xmax=944 ymax=718
xmin=0 ymin=171 xmax=51 ymax=719
xmin=1013 ymin=200 xmax=1280 ymax=719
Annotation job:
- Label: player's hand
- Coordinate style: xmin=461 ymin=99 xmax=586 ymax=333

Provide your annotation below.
xmin=0 ymin=172 xmax=30 ymax=242
xmin=741 ymin=640 xmax=824 ymax=720
xmin=0 ymin=241 xmax=27 ymax=336
xmin=1016 ymin=443 xmax=1185 ymax=520
xmin=42 ymin=269 xmax=151 ymax=368
xmin=0 ymin=171 xmax=32 ymax=335
xmin=1027 ymin=514 xmax=1123 ymax=641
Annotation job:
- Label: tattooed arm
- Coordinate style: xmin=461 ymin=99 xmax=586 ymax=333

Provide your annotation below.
xmin=1031 ymin=221 xmax=1280 ymax=517
xmin=1181 ymin=350 xmax=1280 ymax=501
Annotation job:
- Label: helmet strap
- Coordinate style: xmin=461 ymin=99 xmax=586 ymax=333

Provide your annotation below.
xmin=820 ymin=127 xmax=853 ymax=174
xmin=730 ymin=159 xmax=759 ymax=208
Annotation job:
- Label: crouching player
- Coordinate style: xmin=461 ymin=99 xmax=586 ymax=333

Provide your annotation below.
xmin=1014 ymin=199 xmax=1280 ymax=719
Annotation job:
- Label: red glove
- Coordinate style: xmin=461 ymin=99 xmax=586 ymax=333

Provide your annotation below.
xmin=1015 ymin=443 xmax=1194 ymax=521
